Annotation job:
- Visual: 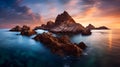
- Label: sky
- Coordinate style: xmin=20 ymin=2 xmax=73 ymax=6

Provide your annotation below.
xmin=0 ymin=0 xmax=120 ymax=29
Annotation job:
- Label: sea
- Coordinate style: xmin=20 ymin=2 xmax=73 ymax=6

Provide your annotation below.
xmin=0 ymin=29 xmax=120 ymax=67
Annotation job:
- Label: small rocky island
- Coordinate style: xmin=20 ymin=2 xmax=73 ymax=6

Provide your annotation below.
xmin=10 ymin=25 xmax=36 ymax=36
xmin=86 ymin=24 xmax=109 ymax=30
xmin=35 ymin=11 xmax=92 ymax=35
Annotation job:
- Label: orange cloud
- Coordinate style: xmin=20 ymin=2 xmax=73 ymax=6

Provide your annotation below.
xmin=72 ymin=6 xmax=120 ymax=29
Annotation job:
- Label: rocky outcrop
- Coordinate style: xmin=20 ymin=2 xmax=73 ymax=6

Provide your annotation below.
xmin=86 ymin=24 xmax=95 ymax=30
xmin=34 ymin=11 xmax=91 ymax=35
xmin=33 ymin=33 xmax=87 ymax=57
xmin=10 ymin=25 xmax=36 ymax=36
xmin=86 ymin=24 xmax=109 ymax=30
xmin=9 ymin=25 xmax=21 ymax=32
xmin=20 ymin=25 xmax=36 ymax=36
xmin=77 ymin=42 xmax=87 ymax=50
xmin=81 ymin=29 xmax=92 ymax=35
xmin=95 ymin=26 xmax=109 ymax=30
xmin=34 ymin=21 xmax=55 ymax=30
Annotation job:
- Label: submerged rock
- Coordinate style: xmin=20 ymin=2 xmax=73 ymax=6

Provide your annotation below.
xmin=21 ymin=29 xmax=36 ymax=36
xmin=77 ymin=42 xmax=87 ymax=50
xmin=35 ymin=21 xmax=55 ymax=30
xmin=34 ymin=32 xmax=87 ymax=57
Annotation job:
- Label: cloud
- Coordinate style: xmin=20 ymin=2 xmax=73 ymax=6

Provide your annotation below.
xmin=58 ymin=0 xmax=71 ymax=4
xmin=0 ymin=0 xmax=120 ymax=28
xmin=80 ymin=0 xmax=120 ymax=17
xmin=0 ymin=0 xmax=42 ymax=24
xmin=97 ymin=0 xmax=120 ymax=17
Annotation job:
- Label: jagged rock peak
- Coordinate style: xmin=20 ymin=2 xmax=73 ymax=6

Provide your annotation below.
xmin=86 ymin=24 xmax=95 ymax=29
xmin=62 ymin=11 xmax=70 ymax=16
xmin=55 ymin=11 xmax=76 ymax=24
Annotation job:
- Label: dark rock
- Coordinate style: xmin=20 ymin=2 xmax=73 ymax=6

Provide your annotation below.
xmin=82 ymin=29 xmax=92 ymax=35
xmin=34 ymin=21 xmax=55 ymax=30
xmin=47 ymin=21 xmax=54 ymax=26
xmin=10 ymin=25 xmax=36 ymax=36
xmin=20 ymin=25 xmax=36 ymax=36
xmin=21 ymin=30 xmax=36 ymax=36
xmin=62 ymin=44 xmax=83 ymax=56
xmin=77 ymin=42 xmax=87 ymax=50
xmin=9 ymin=25 xmax=21 ymax=32
xmin=86 ymin=24 xmax=95 ymax=30
xmin=86 ymin=24 xmax=109 ymax=30
xmin=34 ymin=11 xmax=88 ymax=35
xmin=34 ymin=33 xmax=87 ymax=57
xmin=95 ymin=26 xmax=109 ymax=30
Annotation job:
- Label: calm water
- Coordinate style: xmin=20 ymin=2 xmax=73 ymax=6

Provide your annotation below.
xmin=0 ymin=29 xmax=120 ymax=67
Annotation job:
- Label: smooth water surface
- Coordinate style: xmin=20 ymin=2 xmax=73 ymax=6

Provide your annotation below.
xmin=0 ymin=29 xmax=120 ymax=67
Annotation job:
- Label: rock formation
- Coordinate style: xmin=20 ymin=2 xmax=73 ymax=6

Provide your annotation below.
xmin=20 ymin=25 xmax=36 ymax=36
xmin=9 ymin=25 xmax=21 ymax=32
xmin=34 ymin=21 xmax=55 ymax=30
xmin=86 ymin=24 xmax=95 ymax=30
xmin=81 ymin=29 xmax=92 ymax=35
xmin=34 ymin=11 xmax=91 ymax=35
xmin=33 ymin=32 xmax=87 ymax=57
xmin=77 ymin=42 xmax=87 ymax=50
xmin=10 ymin=25 xmax=36 ymax=36
xmin=86 ymin=24 xmax=109 ymax=30
xmin=95 ymin=26 xmax=109 ymax=30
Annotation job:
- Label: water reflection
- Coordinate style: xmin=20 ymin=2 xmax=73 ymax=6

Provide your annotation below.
xmin=0 ymin=29 xmax=120 ymax=67
xmin=108 ymin=30 xmax=112 ymax=49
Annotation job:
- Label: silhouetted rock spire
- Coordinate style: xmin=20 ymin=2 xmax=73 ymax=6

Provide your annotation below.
xmin=55 ymin=11 xmax=75 ymax=24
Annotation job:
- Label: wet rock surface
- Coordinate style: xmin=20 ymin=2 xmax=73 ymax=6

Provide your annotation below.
xmin=34 ymin=33 xmax=87 ymax=57
xmin=77 ymin=42 xmax=87 ymax=50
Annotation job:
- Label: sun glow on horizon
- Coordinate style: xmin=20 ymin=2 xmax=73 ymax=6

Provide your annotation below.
xmin=108 ymin=30 xmax=112 ymax=49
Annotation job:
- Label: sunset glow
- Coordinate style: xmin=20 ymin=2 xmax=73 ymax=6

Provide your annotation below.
xmin=0 ymin=0 xmax=120 ymax=29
